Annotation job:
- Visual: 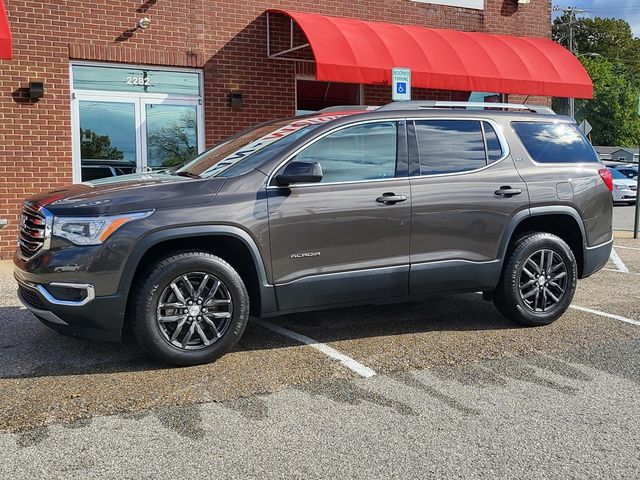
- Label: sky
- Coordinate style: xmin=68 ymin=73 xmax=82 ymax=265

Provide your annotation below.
xmin=553 ymin=0 xmax=640 ymax=37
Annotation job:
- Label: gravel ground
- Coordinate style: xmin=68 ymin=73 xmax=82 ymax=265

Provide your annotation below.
xmin=1 ymin=238 xmax=640 ymax=478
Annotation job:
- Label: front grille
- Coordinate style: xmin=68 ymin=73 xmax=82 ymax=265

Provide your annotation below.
xmin=18 ymin=204 xmax=47 ymax=258
xmin=630 ymin=185 xmax=637 ymax=191
xmin=18 ymin=285 xmax=47 ymax=310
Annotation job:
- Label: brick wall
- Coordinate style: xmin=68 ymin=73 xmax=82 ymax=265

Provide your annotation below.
xmin=0 ymin=0 xmax=551 ymax=258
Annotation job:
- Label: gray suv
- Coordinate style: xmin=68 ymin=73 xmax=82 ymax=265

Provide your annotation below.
xmin=14 ymin=101 xmax=613 ymax=366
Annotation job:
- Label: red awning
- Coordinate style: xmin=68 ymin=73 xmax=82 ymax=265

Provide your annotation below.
xmin=269 ymin=10 xmax=593 ymax=99
xmin=0 ymin=0 xmax=11 ymax=60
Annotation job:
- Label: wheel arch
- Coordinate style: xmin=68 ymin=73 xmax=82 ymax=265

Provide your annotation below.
xmin=499 ymin=207 xmax=587 ymax=278
xmin=119 ymin=226 xmax=277 ymax=320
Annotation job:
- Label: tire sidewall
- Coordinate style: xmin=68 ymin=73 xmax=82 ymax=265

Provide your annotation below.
xmin=135 ymin=253 xmax=249 ymax=365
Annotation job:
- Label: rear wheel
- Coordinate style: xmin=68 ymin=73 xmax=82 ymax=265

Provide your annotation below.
xmin=132 ymin=252 xmax=249 ymax=366
xmin=493 ymin=232 xmax=577 ymax=326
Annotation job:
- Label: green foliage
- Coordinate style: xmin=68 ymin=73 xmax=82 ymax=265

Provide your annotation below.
xmin=80 ymin=128 xmax=124 ymax=160
xmin=552 ymin=15 xmax=640 ymax=145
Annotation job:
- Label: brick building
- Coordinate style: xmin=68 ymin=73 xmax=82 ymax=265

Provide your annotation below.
xmin=0 ymin=0 xmax=586 ymax=259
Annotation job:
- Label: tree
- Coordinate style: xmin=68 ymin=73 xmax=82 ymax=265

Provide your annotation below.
xmin=80 ymin=128 xmax=124 ymax=160
xmin=575 ymin=57 xmax=640 ymax=147
xmin=552 ymin=15 xmax=640 ymax=146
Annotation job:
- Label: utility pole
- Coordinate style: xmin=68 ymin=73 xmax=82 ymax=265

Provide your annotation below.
xmin=554 ymin=6 xmax=586 ymax=118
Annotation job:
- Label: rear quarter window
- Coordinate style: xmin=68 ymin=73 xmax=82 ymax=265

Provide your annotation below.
xmin=512 ymin=122 xmax=598 ymax=163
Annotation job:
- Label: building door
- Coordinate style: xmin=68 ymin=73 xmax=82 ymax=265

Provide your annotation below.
xmin=71 ymin=63 xmax=204 ymax=183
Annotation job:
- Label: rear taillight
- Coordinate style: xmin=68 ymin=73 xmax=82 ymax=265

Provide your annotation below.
xmin=598 ymin=168 xmax=613 ymax=192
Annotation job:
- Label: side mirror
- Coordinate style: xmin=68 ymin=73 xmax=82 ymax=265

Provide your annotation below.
xmin=276 ymin=161 xmax=323 ymax=186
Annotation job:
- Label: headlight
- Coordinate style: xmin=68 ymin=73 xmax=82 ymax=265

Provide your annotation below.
xmin=52 ymin=211 xmax=153 ymax=245
xmin=614 ymin=184 xmax=628 ymax=191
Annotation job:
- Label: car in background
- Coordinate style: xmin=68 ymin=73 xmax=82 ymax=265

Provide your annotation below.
xmin=609 ymin=168 xmax=637 ymax=205
xmin=614 ymin=164 xmax=638 ymax=180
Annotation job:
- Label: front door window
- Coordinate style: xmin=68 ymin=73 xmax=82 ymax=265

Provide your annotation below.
xmin=71 ymin=64 xmax=203 ymax=183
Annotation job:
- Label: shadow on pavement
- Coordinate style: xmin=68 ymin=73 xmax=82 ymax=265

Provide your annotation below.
xmin=0 ymin=293 xmax=512 ymax=379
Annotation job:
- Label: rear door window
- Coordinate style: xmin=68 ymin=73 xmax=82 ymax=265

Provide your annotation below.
xmin=512 ymin=122 xmax=598 ymax=163
xmin=414 ymin=120 xmax=486 ymax=175
xmin=483 ymin=122 xmax=503 ymax=163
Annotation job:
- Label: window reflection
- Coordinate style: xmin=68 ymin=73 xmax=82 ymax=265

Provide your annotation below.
xmin=73 ymin=65 xmax=200 ymax=96
xmin=296 ymin=122 xmax=397 ymax=183
xmin=146 ymin=104 xmax=198 ymax=168
xmin=415 ymin=120 xmax=486 ymax=175
xmin=512 ymin=122 xmax=598 ymax=163
xmin=79 ymin=101 xmax=136 ymax=181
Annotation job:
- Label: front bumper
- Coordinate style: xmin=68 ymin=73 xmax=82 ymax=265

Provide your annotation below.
xmin=15 ymin=274 xmax=125 ymax=341
xmin=581 ymin=238 xmax=613 ymax=279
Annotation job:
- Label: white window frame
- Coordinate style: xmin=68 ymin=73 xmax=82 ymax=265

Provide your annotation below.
xmin=70 ymin=61 xmax=205 ymax=183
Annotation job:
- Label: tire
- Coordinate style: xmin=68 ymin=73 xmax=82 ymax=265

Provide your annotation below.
xmin=132 ymin=251 xmax=249 ymax=366
xmin=493 ymin=232 xmax=577 ymax=327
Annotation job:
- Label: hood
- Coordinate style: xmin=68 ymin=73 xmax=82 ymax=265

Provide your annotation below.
xmin=28 ymin=173 xmax=227 ymax=216
xmin=613 ymin=178 xmax=637 ymax=189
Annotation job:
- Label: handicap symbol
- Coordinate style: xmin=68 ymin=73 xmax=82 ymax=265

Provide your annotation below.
xmin=396 ymin=82 xmax=406 ymax=94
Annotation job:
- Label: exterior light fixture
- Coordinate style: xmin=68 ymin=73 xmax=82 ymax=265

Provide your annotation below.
xmin=28 ymin=81 xmax=44 ymax=100
xmin=230 ymin=90 xmax=243 ymax=109
xmin=517 ymin=0 xmax=531 ymax=4
xmin=138 ymin=17 xmax=151 ymax=30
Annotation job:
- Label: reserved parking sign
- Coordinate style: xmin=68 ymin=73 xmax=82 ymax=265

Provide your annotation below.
xmin=392 ymin=67 xmax=411 ymax=101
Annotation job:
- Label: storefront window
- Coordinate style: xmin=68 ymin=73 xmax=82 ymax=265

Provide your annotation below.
xmin=79 ymin=100 xmax=137 ymax=181
xmin=146 ymin=104 xmax=199 ymax=169
xmin=296 ymin=80 xmax=361 ymax=114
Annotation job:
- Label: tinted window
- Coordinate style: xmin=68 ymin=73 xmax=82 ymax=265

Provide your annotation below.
xmin=414 ymin=120 xmax=486 ymax=175
xmin=296 ymin=122 xmax=397 ymax=183
xmin=176 ymin=114 xmax=346 ymax=178
xmin=609 ymin=168 xmax=628 ymax=180
xmin=512 ymin=122 xmax=598 ymax=163
xmin=483 ymin=122 xmax=503 ymax=162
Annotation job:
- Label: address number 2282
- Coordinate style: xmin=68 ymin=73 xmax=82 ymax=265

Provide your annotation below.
xmin=126 ymin=76 xmax=150 ymax=86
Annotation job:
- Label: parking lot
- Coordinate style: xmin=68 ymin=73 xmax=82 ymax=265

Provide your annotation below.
xmin=1 ymin=234 xmax=640 ymax=479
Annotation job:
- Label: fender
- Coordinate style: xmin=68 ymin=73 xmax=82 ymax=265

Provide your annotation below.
xmin=497 ymin=205 xmax=588 ymax=261
xmin=118 ymin=225 xmax=277 ymax=315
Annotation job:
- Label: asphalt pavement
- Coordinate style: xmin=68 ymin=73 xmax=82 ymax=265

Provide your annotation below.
xmin=1 ymin=234 xmax=640 ymax=478
xmin=613 ymin=203 xmax=638 ymax=231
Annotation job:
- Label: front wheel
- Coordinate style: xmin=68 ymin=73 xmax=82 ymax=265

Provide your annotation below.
xmin=132 ymin=252 xmax=249 ymax=366
xmin=493 ymin=232 xmax=577 ymax=327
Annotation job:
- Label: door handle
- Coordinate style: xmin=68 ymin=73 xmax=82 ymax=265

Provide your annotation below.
xmin=376 ymin=192 xmax=407 ymax=205
xmin=494 ymin=186 xmax=522 ymax=198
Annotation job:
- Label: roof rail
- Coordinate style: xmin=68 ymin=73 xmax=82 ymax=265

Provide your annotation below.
xmin=376 ymin=101 xmax=555 ymax=115
xmin=317 ymin=105 xmax=377 ymax=113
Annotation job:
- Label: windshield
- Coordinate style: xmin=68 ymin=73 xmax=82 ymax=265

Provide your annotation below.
xmin=175 ymin=114 xmax=348 ymax=178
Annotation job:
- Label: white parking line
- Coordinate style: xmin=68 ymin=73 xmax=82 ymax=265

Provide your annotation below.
xmin=613 ymin=245 xmax=640 ymax=252
xmin=251 ymin=318 xmax=377 ymax=378
xmin=570 ymin=305 xmax=640 ymax=327
xmin=609 ymin=247 xmax=629 ymax=273
xmin=603 ymin=268 xmax=640 ymax=276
